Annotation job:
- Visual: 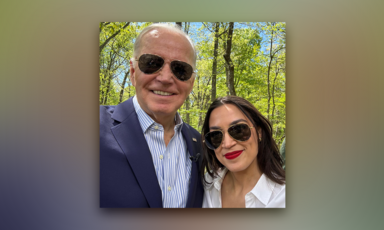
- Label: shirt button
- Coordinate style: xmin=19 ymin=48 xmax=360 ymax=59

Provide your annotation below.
xmin=154 ymin=125 xmax=159 ymax=130
xmin=159 ymin=155 xmax=163 ymax=160
xmin=168 ymin=186 xmax=171 ymax=191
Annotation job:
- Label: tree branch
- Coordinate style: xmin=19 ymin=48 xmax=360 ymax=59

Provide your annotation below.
xmin=99 ymin=22 xmax=130 ymax=54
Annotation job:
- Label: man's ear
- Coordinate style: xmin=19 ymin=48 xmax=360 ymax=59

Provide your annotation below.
xmin=130 ymin=59 xmax=136 ymax=87
xmin=188 ymin=75 xmax=195 ymax=94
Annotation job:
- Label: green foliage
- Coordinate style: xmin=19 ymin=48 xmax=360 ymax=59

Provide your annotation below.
xmin=99 ymin=22 xmax=286 ymax=148
xmin=99 ymin=22 xmax=147 ymax=105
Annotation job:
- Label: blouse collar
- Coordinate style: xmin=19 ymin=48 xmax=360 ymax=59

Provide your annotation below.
xmin=206 ymin=168 xmax=277 ymax=206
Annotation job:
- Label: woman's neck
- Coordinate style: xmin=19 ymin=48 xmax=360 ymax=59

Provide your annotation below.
xmin=224 ymin=160 xmax=262 ymax=195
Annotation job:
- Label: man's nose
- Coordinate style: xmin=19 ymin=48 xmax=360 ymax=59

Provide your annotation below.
xmin=156 ymin=62 xmax=174 ymax=83
xmin=221 ymin=132 xmax=237 ymax=149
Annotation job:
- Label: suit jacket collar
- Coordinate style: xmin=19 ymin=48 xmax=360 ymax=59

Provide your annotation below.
xmin=111 ymin=97 xmax=163 ymax=208
xmin=110 ymin=97 xmax=201 ymax=208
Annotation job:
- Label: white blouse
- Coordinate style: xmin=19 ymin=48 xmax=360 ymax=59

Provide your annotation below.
xmin=202 ymin=168 xmax=285 ymax=208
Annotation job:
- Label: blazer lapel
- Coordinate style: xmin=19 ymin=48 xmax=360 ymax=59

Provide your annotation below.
xmin=181 ymin=125 xmax=201 ymax=208
xmin=110 ymin=98 xmax=163 ymax=208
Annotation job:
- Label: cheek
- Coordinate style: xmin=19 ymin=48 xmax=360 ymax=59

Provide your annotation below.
xmin=251 ymin=131 xmax=259 ymax=148
xmin=133 ymin=73 xmax=145 ymax=88
xmin=134 ymin=74 xmax=150 ymax=89
xmin=180 ymin=82 xmax=193 ymax=95
xmin=250 ymin=138 xmax=259 ymax=158
xmin=214 ymin=151 xmax=224 ymax=165
xmin=214 ymin=151 xmax=219 ymax=159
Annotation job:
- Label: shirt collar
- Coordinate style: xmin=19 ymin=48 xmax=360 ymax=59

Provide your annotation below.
xmin=133 ymin=95 xmax=184 ymax=133
xmin=206 ymin=168 xmax=277 ymax=206
xmin=249 ymin=173 xmax=276 ymax=206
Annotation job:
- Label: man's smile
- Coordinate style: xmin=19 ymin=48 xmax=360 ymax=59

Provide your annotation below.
xmin=152 ymin=90 xmax=174 ymax=96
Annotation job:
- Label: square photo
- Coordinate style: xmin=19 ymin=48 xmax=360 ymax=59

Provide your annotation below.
xmin=99 ymin=22 xmax=286 ymax=208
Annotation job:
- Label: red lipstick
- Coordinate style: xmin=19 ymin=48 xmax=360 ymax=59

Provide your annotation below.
xmin=224 ymin=150 xmax=243 ymax=160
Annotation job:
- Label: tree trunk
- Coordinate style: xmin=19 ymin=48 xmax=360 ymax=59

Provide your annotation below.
xmin=127 ymin=82 xmax=131 ymax=98
xmin=103 ymin=79 xmax=111 ymax=104
xmin=271 ymin=66 xmax=280 ymax=130
xmin=184 ymin=22 xmax=190 ymax=34
xmin=176 ymin=22 xmax=182 ymax=28
xmin=274 ymin=117 xmax=279 ymax=138
xmin=198 ymin=94 xmax=210 ymax=130
xmin=101 ymin=51 xmax=115 ymax=104
xmin=223 ymin=22 xmax=236 ymax=96
xmin=185 ymin=95 xmax=190 ymax=124
xmin=211 ymin=22 xmax=219 ymax=102
xmin=119 ymin=70 xmax=130 ymax=103
xmin=266 ymin=22 xmax=275 ymax=120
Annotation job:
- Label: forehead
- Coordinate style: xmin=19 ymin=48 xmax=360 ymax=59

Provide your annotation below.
xmin=139 ymin=29 xmax=194 ymax=63
xmin=209 ymin=104 xmax=250 ymax=127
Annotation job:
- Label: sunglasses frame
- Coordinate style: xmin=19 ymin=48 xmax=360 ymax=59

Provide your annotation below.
xmin=203 ymin=123 xmax=254 ymax=150
xmin=135 ymin=53 xmax=195 ymax=82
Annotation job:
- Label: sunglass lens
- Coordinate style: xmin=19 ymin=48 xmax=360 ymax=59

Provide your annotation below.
xmin=205 ymin=131 xmax=223 ymax=149
xmin=171 ymin=61 xmax=193 ymax=81
xmin=138 ymin=54 xmax=164 ymax=74
xmin=228 ymin=124 xmax=251 ymax=141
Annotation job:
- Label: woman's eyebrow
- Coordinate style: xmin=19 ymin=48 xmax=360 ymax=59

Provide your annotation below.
xmin=229 ymin=119 xmax=248 ymax=126
xmin=209 ymin=119 xmax=248 ymax=130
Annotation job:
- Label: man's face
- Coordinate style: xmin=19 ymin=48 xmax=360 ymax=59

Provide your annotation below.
xmin=130 ymin=29 xmax=195 ymax=122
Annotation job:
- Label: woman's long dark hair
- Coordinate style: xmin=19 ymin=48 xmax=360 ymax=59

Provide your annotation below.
xmin=201 ymin=96 xmax=285 ymax=185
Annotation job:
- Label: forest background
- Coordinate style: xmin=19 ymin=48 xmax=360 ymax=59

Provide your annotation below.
xmin=99 ymin=22 xmax=286 ymax=148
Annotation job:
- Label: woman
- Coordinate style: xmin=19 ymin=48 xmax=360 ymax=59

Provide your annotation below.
xmin=201 ymin=96 xmax=285 ymax=208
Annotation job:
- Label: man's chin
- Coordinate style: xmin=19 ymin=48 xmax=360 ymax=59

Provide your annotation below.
xmin=147 ymin=104 xmax=180 ymax=117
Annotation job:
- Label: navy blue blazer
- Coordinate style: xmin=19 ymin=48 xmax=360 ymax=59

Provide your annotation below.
xmin=100 ymin=97 xmax=204 ymax=208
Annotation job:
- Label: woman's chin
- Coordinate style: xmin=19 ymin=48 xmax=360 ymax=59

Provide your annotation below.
xmin=225 ymin=163 xmax=247 ymax=173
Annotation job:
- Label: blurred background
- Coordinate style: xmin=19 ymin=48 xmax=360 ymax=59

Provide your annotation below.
xmin=1 ymin=0 xmax=383 ymax=230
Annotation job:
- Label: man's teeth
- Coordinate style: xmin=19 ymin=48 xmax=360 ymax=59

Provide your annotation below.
xmin=153 ymin=90 xmax=172 ymax=96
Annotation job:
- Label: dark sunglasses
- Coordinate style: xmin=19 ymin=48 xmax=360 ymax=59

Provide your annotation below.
xmin=203 ymin=123 xmax=254 ymax=150
xmin=135 ymin=54 xmax=195 ymax=81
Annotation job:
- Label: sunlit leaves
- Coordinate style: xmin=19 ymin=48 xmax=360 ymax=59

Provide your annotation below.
xmin=99 ymin=22 xmax=286 ymax=147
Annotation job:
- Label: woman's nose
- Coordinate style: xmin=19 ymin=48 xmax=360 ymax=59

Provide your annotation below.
xmin=221 ymin=132 xmax=237 ymax=149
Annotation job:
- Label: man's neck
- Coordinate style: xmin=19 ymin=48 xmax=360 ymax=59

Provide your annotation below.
xmin=149 ymin=112 xmax=177 ymax=147
xmin=149 ymin=112 xmax=176 ymax=130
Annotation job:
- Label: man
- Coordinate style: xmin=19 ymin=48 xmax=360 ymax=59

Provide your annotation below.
xmin=100 ymin=23 xmax=204 ymax=208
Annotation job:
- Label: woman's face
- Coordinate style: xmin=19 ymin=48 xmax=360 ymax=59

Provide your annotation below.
xmin=208 ymin=104 xmax=260 ymax=173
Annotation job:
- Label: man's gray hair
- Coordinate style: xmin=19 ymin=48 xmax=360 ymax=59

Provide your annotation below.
xmin=133 ymin=23 xmax=197 ymax=68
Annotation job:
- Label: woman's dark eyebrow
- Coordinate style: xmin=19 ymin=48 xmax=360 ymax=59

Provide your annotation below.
xmin=209 ymin=119 xmax=248 ymax=130
xmin=229 ymin=119 xmax=248 ymax=126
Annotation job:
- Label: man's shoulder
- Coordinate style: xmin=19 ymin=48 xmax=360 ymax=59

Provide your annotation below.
xmin=99 ymin=105 xmax=118 ymax=125
xmin=100 ymin=97 xmax=135 ymax=121
xmin=100 ymin=105 xmax=116 ymax=115
xmin=182 ymin=122 xmax=201 ymax=138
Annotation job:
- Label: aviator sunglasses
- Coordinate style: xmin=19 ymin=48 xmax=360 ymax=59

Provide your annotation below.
xmin=204 ymin=123 xmax=254 ymax=150
xmin=135 ymin=54 xmax=195 ymax=81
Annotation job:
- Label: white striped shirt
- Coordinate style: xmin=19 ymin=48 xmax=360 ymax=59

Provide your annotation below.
xmin=133 ymin=96 xmax=192 ymax=208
